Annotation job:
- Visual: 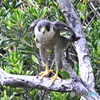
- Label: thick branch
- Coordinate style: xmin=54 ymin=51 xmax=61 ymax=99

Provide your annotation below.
xmin=0 ymin=67 xmax=100 ymax=100
xmin=57 ymin=0 xmax=96 ymax=99
xmin=57 ymin=0 xmax=94 ymax=88
xmin=0 ymin=68 xmax=71 ymax=92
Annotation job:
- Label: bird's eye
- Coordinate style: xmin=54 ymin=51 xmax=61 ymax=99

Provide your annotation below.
xmin=38 ymin=26 xmax=41 ymax=31
xmin=46 ymin=24 xmax=50 ymax=31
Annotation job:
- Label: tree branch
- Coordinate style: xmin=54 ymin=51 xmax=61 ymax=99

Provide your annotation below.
xmin=0 ymin=67 xmax=100 ymax=100
xmin=57 ymin=0 xmax=95 ymax=99
xmin=57 ymin=0 xmax=94 ymax=85
xmin=0 ymin=67 xmax=73 ymax=92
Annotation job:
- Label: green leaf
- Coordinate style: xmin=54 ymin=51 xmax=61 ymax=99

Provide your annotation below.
xmin=10 ymin=0 xmax=16 ymax=9
xmin=31 ymin=55 xmax=39 ymax=64
xmin=60 ymin=70 xmax=70 ymax=79
xmin=3 ymin=0 xmax=10 ymax=9
xmin=40 ymin=7 xmax=47 ymax=18
xmin=0 ymin=8 xmax=5 ymax=16
xmin=32 ymin=65 xmax=37 ymax=70
xmin=2 ymin=31 xmax=11 ymax=37
xmin=19 ymin=50 xmax=34 ymax=54
xmin=35 ymin=8 xmax=40 ymax=18
xmin=28 ymin=90 xmax=37 ymax=99
xmin=15 ymin=1 xmax=23 ymax=8
xmin=2 ymin=2 xmax=8 ymax=9
xmin=96 ymin=78 xmax=100 ymax=85
xmin=4 ymin=90 xmax=7 ymax=100
xmin=0 ymin=40 xmax=4 ymax=46
xmin=15 ymin=88 xmax=24 ymax=93
xmin=4 ymin=8 xmax=10 ymax=16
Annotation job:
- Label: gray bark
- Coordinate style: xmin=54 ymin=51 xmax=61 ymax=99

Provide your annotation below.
xmin=0 ymin=0 xmax=99 ymax=100
xmin=0 ymin=67 xmax=100 ymax=100
xmin=57 ymin=0 xmax=95 ymax=100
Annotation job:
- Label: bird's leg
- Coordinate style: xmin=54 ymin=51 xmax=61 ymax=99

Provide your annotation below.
xmin=39 ymin=46 xmax=53 ymax=79
xmin=50 ymin=70 xmax=61 ymax=85
xmin=39 ymin=65 xmax=53 ymax=79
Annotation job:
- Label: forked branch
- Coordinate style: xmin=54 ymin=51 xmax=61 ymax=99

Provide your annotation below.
xmin=0 ymin=67 xmax=100 ymax=100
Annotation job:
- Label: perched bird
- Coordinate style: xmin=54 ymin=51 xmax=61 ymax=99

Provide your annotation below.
xmin=29 ymin=19 xmax=80 ymax=85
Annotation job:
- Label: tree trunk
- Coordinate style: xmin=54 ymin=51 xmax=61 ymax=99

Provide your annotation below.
xmin=57 ymin=0 xmax=95 ymax=100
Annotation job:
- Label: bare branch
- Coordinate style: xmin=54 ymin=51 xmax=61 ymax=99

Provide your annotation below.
xmin=0 ymin=67 xmax=100 ymax=100
xmin=57 ymin=0 xmax=94 ymax=88
xmin=57 ymin=0 xmax=96 ymax=99
xmin=89 ymin=2 xmax=100 ymax=20
xmin=20 ymin=38 xmax=33 ymax=48
xmin=0 ymin=67 xmax=72 ymax=92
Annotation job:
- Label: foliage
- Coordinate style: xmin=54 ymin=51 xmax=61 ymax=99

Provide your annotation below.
xmin=0 ymin=0 xmax=100 ymax=99
xmin=1 ymin=0 xmax=23 ymax=17
xmin=85 ymin=19 xmax=100 ymax=93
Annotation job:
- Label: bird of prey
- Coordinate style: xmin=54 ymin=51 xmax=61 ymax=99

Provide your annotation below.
xmin=29 ymin=19 xmax=80 ymax=85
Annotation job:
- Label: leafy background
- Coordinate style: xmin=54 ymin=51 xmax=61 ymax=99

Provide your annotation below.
xmin=0 ymin=0 xmax=100 ymax=100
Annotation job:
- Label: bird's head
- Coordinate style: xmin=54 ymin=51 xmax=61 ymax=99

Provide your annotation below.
xmin=37 ymin=20 xmax=51 ymax=34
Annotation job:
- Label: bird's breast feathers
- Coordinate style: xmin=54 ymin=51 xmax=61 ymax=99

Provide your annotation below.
xmin=34 ymin=25 xmax=55 ymax=43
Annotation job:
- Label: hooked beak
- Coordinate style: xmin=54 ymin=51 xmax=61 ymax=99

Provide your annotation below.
xmin=40 ymin=27 xmax=46 ymax=34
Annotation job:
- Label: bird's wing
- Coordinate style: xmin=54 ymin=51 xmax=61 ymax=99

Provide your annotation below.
xmin=28 ymin=19 xmax=41 ymax=32
xmin=52 ymin=21 xmax=75 ymax=34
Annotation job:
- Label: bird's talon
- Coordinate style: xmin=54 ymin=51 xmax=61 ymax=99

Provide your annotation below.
xmin=39 ymin=69 xmax=53 ymax=80
xmin=39 ymin=72 xmax=45 ymax=75
xmin=50 ymin=76 xmax=61 ymax=86
xmin=50 ymin=71 xmax=60 ymax=85
xmin=41 ymin=74 xmax=45 ymax=80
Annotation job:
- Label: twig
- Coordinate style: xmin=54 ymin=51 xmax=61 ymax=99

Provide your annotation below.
xmin=21 ymin=38 xmax=33 ymax=48
xmin=40 ymin=90 xmax=46 ymax=100
xmin=83 ymin=10 xmax=97 ymax=32
xmin=29 ymin=36 xmax=43 ymax=73
xmin=89 ymin=2 xmax=100 ymax=20
xmin=83 ymin=2 xmax=100 ymax=31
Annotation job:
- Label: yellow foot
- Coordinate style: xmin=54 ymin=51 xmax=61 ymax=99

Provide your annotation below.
xmin=39 ymin=65 xmax=53 ymax=80
xmin=50 ymin=71 xmax=61 ymax=85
